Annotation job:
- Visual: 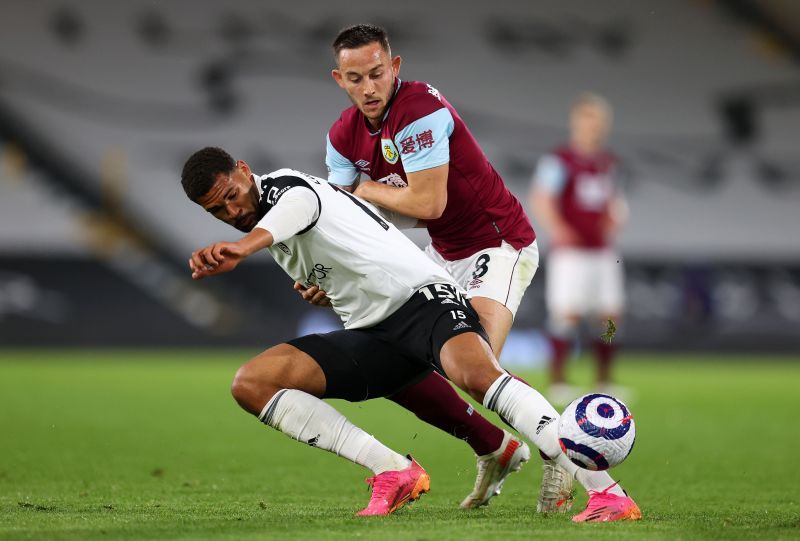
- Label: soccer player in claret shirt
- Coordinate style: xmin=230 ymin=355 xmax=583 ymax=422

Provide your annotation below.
xmin=530 ymin=94 xmax=629 ymax=407
xmin=181 ymin=147 xmax=640 ymax=521
xmin=313 ymin=23 xmax=572 ymax=512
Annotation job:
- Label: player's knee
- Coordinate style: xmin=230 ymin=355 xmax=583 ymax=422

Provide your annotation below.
xmin=458 ymin=365 xmax=501 ymax=403
xmin=230 ymin=363 xmax=282 ymax=416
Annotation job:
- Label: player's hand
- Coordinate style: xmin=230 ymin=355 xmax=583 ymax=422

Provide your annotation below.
xmin=189 ymin=242 xmax=246 ymax=280
xmin=352 ymin=179 xmax=370 ymax=199
xmin=293 ymin=281 xmax=332 ymax=307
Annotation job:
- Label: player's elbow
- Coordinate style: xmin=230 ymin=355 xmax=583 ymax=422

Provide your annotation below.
xmin=417 ymin=195 xmax=447 ymax=220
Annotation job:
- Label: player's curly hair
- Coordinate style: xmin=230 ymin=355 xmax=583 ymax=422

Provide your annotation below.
xmin=332 ymin=24 xmax=391 ymax=60
xmin=181 ymin=146 xmax=236 ymax=202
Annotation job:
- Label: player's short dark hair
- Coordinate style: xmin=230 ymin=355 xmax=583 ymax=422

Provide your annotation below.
xmin=181 ymin=146 xmax=235 ymax=202
xmin=332 ymin=24 xmax=391 ymax=60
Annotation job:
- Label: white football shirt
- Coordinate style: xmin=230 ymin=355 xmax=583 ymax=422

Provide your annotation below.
xmin=253 ymin=169 xmax=460 ymax=329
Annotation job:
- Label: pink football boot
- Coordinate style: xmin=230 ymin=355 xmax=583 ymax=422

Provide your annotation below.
xmin=356 ymin=456 xmax=430 ymax=516
xmin=572 ymin=483 xmax=642 ymax=522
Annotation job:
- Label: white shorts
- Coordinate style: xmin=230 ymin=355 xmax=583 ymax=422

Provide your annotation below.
xmin=424 ymin=240 xmax=539 ymax=318
xmin=546 ymin=248 xmax=625 ymax=317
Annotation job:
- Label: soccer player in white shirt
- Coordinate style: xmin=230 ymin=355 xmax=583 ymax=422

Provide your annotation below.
xmin=181 ymin=147 xmax=641 ymax=522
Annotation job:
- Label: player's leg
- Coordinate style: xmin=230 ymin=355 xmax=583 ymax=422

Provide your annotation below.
xmin=230 ymin=337 xmax=429 ymax=515
xmin=387 ymin=371 xmax=504 ymax=456
xmin=387 ymin=371 xmax=529 ymax=508
xmin=591 ymin=249 xmax=627 ymax=395
xmin=545 ymin=248 xmax=587 ymax=406
xmin=439 ymin=241 xmax=579 ymax=511
xmin=591 ymin=313 xmax=622 ymax=385
xmin=433 ymin=241 xmax=539 ymax=357
xmin=435 ymin=331 xmax=639 ymax=522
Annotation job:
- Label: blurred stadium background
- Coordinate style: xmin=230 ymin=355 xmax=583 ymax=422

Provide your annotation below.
xmin=2 ymin=0 xmax=799 ymax=356
xmin=3 ymin=1 xmax=800 ymax=539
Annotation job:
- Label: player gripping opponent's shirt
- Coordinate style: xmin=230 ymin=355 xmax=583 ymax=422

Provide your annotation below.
xmin=325 ymin=79 xmax=538 ymax=331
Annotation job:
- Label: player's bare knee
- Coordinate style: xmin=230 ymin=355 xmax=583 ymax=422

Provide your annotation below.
xmin=230 ymin=363 xmax=280 ymax=415
xmin=458 ymin=369 xmax=498 ymax=403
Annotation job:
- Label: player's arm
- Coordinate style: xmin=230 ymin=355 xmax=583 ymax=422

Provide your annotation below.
xmin=529 ymin=154 xmax=580 ymax=246
xmin=189 ymin=228 xmax=273 ymax=280
xmin=325 ymin=133 xmax=359 ymax=194
xmin=355 ymin=164 xmax=448 ymax=221
xmin=190 ymin=185 xmax=319 ymax=280
xmin=355 ymin=107 xmax=454 ymax=220
xmin=603 ymin=193 xmax=629 ymax=238
xmin=375 ymin=205 xmax=425 ymax=229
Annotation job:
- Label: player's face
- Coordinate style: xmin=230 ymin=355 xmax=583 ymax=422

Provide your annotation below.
xmin=196 ymin=161 xmax=261 ymax=232
xmin=332 ymin=42 xmax=402 ymax=128
xmin=571 ymin=104 xmax=610 ymax=154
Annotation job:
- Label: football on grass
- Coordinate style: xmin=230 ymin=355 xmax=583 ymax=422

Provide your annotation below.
xmin=558 ymin=393 xmax=636 ymax=471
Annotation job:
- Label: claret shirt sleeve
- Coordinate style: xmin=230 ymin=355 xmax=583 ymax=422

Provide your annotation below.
xmin=394 ymin=107 xmax=454 ymax=173
xmin=325 ymin=133 xmax=359 ymax=186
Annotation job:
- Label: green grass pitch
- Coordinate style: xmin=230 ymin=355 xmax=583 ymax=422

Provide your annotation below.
xmin=1 ymin=350 xmax=799 ymax=540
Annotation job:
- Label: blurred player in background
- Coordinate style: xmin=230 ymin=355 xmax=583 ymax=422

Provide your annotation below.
xmin=530 ymin=93 xmax=629 ymax=407
xmin=304 ymin=23 xmax=568 ymax=511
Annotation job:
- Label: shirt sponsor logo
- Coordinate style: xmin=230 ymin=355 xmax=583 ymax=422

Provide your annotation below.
xmin=453 ymin=321 xmax=471 ymax=331
xmin=399 ymin=130 xmax=435 ymax=154
xmin=276 ymin=242 xmax=292 ymax=256
xmin=376 ymin=173 xmax=407 ymax=188
xmin=381 ymin=139 xmax=399 ymax=164
xmin=354 ymin=159 xmax=370 ymax=171
xmin=304 ymin=263 xmax=333 ymax=287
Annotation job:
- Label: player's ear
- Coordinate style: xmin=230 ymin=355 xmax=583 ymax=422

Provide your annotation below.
xmin=236 ymin=160 xmax=252 ymax=178
xmin=392 ymin=55 xmax=402 ymax=77
xmin=331 ymin=68 xmax=346 ymax=89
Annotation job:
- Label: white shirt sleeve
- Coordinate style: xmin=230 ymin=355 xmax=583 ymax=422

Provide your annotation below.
xmin=254 ymin=188 xmax=319 ymax=244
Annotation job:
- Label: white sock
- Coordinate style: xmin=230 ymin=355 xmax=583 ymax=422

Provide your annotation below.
xmin=259 ymin=389 xmax=410 ymax=475
xmin=483 ymin=375 xmax=578 ymax=473
xmin=484 ymin=375 xmax=626 ymax=496
xmin=575 ymin=469 xmax=626 ymax=496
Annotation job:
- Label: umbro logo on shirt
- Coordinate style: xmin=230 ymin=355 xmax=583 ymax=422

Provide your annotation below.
xmin=354 ymin=159 xmax=370 ymax=171
xmin=453 ymin=321 xmax=471 ymax=331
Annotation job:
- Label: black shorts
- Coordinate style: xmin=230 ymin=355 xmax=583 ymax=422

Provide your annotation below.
xmin=287 ymin=282 xmax=489 ymax=402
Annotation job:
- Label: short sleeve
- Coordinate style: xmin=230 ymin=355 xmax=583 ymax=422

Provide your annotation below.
xmin=255 ymin=187 xmax=320 ymax=244
xmin=534 ymin=154 xmax=567 ymax=194
xmin=394 ymin=108 xmax=454 ymax=173
xmin=325 ymin=133 xmax=359 ymax=186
